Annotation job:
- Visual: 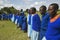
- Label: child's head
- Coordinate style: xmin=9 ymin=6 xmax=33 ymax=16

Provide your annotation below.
xmin=26 ymin=9 xmax=29 ymax=13
xmin=48 ymin=3 xmax=59 ymax=16
xmin=30 ymin=7 xmax=36 ymax=14
xmin=39 ymin=5 xmax=46 ymax=15
xmin=20 ymin=9 xmax=23 ymax=12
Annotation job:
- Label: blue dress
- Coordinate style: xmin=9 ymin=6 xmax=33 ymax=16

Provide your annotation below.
xmin=46 ymin=17 xmax=60 ymax=40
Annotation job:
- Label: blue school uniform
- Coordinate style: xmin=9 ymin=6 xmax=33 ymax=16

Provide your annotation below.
xmin=39 ymin=13 xmax=50 ymax=40
xmin=17 ymin=16 xmax=21 ymax=27
xmin=14 ymin=15 xmax=17 ymax=23
xmin=8 ymin=13 xmax=12 ymax=20
xmin=2 ymin=13 xmax=7 ymax=20
xmin=11 ymin=14 xmax=14 ymax=22
xmin=28 ymin=14 xmax=31 ymax=25
xmin=27 ymin=14 xmax=32 ymax=37
xmin=46 ymin=17 xmax=60 ymax=40
xmin=9 ymin=13 xmax=13 ymax=20
xmin=6 ymin=14 xmax=8 ymax=20
xmin=17 ymin=13 xmax=24 ymax=28
xmin=32 ymin=14 xmax=41 ymax=32
xmin=15 ymin=15 xmax=19 ymax=25
xmin=22 ymin=16 xmax=27 ymax=31
xmin=31 ymin=14 xmax=41 ymax=40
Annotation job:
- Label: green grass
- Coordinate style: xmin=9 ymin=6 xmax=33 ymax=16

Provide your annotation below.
xmin=0 ymin=20 xmax=28 ymax=40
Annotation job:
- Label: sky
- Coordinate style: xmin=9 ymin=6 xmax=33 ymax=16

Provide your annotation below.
xmin=0 ymin=0 xmax=60 ymax=10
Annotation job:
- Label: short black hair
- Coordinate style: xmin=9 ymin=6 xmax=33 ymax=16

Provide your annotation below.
xmin=21 ymin=9 xmax=23 ymax=12
xmin=30 ymin=7 xmax=36 ymax=12
xmin=50 ymin=3 xmax=59 ymax=10
xmin=40 ymin=5 xmax=46 ymax=10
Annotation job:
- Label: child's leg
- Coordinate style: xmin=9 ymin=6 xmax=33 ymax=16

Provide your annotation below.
xmin=40 ymin=30 xmax=46 ymax=40
xmin=28 ymin=24 xmax=31 ymax=37
xmin=15 ymin=19 xmax=17 ymax=24
xmin=42 ymin=36 xmax=46 ymax=40
xmin=31 ymin=30 xmax=39 ymax=40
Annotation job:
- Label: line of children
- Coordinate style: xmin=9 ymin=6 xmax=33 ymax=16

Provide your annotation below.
xmin=0 ymin=10 xmax=27 ymax=33
xmin=2 ymin=13 xmax=8 ymax=20
xmin=27 ymin=3 xmax=60 ymax=40
xmin=0 ymin=3 xmax=60 ymax=40
xmin=16 ymin=10 xmax=27 ymax=32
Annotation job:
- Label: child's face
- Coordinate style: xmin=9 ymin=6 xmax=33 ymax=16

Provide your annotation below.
xmin=39 ymin=7 xmax=46 ymax=15
xmin=30 ymin=9 xmax=33 ymax=14
xmin=30 ymin=9 xmax=35 ymax=14
xmin=48 ymin=5 xmax=55 ymax=16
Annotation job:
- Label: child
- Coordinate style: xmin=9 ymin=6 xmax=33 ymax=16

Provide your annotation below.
xmin=2 ymin=13 xmax=7 ymax=20
xmin=8 ymin=13 xmax=13 ymax=21
xmin=45 ymin=3 xmax=60 ymax=40
xmin=11 ymin=14 xmax=14 ymax=22
xmin=17 ymin=12 xmax=24 ymax=29
xmin=39 ymin=5 xmax=50 ymax=40
xmin=14 ymin=13 xmax=19 ymax=25
xmin=27 ymin=9 xmax=32 ymax=38
xmin=22 ymin=15 xmax=27 ymax=32
xmin=30 ymin=7 xmax=41 ymax=40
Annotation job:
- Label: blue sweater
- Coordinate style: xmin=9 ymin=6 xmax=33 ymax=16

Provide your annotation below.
xmin=22 ymin=16 xmax=27 ymax=30
xmin=14 ymin=15 xmax=18 ymax=23
xmin=18 ymin=14 xmax=24 ymax=25
xmin=8 ymin=13 xmax=13 ymax=20
xmin=28 ymin=14 xmax=31 ymax=25
xmin=32 ymin=14 xmax=41 ymax=32
xmin=46 ymin=17 xmax=60 ymax=40
xmin=41 ymin=13 xmax=50 ymax=31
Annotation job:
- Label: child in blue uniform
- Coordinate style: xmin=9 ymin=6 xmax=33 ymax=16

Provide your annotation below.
xmin=11 ymin=14 xmax=14 ymax=22
xmin=17 ymin=13 xmax=20 ymax=28
xmin=2 ymin=13 xmax=8 ymax=20
xmin=17 ymin=12 xmax=24 ymax=30
xmin=22 ymin=15 xmax=27 ymax=32
xmin=20 ymin=11 xmax=27 ymax=32
xmin=39 ymin=5 xmax=50 ymax=40
xmin=27 ymin=9 xmax=32 ymax=38
xmin=15 ymin=14 xmax=19 ymax=25
xmin=8 ymin=13 xmax=13 ymax=20
xmin=45 ymin=3 xmax=60 ymax=40
xmin=30 ymin=7 xmax=41 ymax=40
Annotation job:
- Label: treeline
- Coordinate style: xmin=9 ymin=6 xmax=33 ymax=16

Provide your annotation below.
xmin=0 ymin=6 xmax=21 ymax=14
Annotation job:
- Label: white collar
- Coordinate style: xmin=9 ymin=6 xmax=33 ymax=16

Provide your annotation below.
xmin=32 ymin=13 xmax=37 ymax=16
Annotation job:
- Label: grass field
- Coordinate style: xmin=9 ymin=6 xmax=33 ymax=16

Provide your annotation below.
xmin=0 ymin=20 xmax=28 ymax=40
